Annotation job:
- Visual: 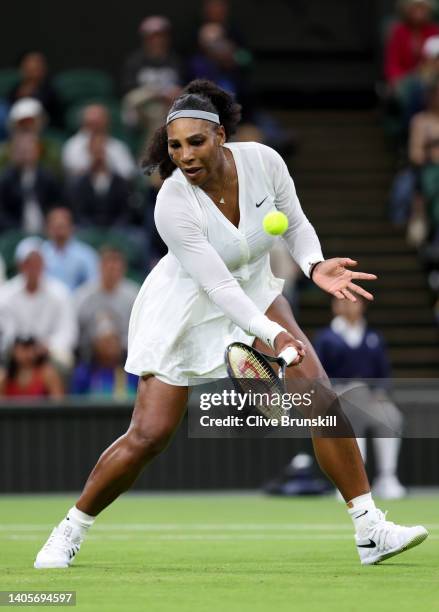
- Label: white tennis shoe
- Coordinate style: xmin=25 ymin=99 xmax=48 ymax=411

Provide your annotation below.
xmin=356 ymin=509 xmax=428 ymax=565
xmin=34 ymin=519 xmax=83 ymax=569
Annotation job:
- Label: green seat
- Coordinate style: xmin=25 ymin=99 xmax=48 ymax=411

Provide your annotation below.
xmin=76 ymin=227 xmax=143 ymax=271
xmin=0 ymin=68 xmax=19 ymax=99
xmin=44 ymin=127 xmax=69 ymax=146
xmin=54 ymin=69 xmax=114 ymax=106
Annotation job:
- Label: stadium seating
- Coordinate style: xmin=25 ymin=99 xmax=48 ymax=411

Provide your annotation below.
xmin=0 ymin=68 xmax=19 ymax=98
xmin=290 ymin=110 xmax=439 ymax=377
xmin=53 ymin=69 xmax=114 ymax=106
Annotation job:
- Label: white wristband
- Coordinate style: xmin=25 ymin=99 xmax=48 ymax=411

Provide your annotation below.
xmin=248 ymin=314 xmax=286 ymax=349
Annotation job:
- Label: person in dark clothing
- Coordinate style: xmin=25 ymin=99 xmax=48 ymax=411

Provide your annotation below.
xmin=66 ymin=133 xmax=131 ymax=228
xmin=121 ymin=15 xmax=182 ymax=142
xmin=0 ymin=132 xmax=61 ymax=233
xmin=8 ymin=51 xmax=64 ymax=128
xmin=313 ymin=298 xmax=406 ymax=500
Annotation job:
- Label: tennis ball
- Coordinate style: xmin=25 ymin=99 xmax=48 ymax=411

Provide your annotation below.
xmin=262 ymin=211 xmax=289 ymax=235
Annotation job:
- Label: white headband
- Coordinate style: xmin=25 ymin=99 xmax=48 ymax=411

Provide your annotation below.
xmin=166 ymin=109 xmax=220 ymax=125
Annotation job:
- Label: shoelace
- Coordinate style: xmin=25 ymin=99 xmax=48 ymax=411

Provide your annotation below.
xmin=42 ymin=527 xmax=81 ymax=558
xmin=367 ymin=510 xmax=400 ymax=552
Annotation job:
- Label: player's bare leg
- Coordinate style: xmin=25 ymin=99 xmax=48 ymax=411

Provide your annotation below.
xmin=34 ymin=377 xmax=188 ymax=568
xmin=77 ymin=377 xmax=188 ymax=515
xmin=253 ymin=294 xmax=428 ymax=564
xmin=253 ymin=294 xmax=369 ymax=502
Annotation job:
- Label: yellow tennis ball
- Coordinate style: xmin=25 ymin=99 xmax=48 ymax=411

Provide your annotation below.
xmin=263 ymin=211 xmax=289 ymax=235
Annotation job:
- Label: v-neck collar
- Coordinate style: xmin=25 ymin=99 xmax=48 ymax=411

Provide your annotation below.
xmin=194 ymin=144 xmax=245 ymax=236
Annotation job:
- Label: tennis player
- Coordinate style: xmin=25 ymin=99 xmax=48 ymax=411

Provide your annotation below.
xmin=34 ymin=80 xmax=428 ymax=568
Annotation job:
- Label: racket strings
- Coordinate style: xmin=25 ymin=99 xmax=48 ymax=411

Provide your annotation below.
xmin=227 ymin=346 xmax=285 ymax=420
xmin=228 ymin=348 xmax=276 ymax=382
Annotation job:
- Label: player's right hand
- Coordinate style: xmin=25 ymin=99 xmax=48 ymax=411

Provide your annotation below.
xmin=274 ymin=331 xmax=305 ymax=365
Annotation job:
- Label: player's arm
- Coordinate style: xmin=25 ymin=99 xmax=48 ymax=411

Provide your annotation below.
xmin=259 ymin=144 xmax=376 ymax=301
xmin=258 ymin=143 xmax=324 ymax=278
xmin=155 ymin=182 xmax=303 ymax=359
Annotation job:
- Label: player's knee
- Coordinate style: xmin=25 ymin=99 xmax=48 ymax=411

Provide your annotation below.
xmin=127 ymin=424 xmax=174 ymax=459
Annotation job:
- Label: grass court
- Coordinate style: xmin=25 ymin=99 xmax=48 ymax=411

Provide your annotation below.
xmin=1 ymin=494 xmax=438 ymax=612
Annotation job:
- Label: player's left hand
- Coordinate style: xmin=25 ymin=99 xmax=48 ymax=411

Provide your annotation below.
xmin=311 ymin=258 xmax=377 ymax=302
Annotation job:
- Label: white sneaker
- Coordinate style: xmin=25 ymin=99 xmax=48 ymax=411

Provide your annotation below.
xmin=356 ymin=509 xmax=428 ymax=565
xmin=373 ymin=475 xmax=407 ymax=500
xmin=34 ymin=519 xmax=83 ymax=569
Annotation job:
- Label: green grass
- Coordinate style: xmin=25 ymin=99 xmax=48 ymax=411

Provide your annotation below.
xmin=0 ymin=494 xmax=438 ymax=612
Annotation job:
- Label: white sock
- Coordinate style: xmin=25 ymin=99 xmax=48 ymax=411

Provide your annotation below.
xmin=347 ymin=493 xmax=379 ymax=533
xmin=66 ymin=506 xmax=95 ymax=534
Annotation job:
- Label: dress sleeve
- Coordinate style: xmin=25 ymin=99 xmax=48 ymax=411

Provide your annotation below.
xmin=155 ymin=180 xmax=277 ymax=339
xmin=258 ymin=144 xmax=324 ymax=276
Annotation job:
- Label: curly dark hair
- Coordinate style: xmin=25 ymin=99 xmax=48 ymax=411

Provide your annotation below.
xmin=142 ymin=79 xmax=242 ymax=179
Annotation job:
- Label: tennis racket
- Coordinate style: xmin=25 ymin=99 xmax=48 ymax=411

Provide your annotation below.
xmin=224 ymin=342 xmax=298 ymax=420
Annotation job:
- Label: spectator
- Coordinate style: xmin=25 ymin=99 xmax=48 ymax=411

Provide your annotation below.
xmin=0 ymin=132 xmax=61 ymax=233
xmin=408 ymin=78 xmax=439 ymax=242
xmin=74 ymin=247 xmax=139 ymax=360
xmin=7 ymin=51 xmax=63 ymax=128
xmin=41 ymin=207 xmax=99 ymax=291
xmin=188 ymin=23 xmax=245 ymax=99
xmin=62 ymin=104 xmax=137 ymax=180
xmin=409 ymin=78 xmax=439 ymax=165
xmin=189 ymin=18 xmax=292 ymax=155
xmin=313 ymin=297 xmax=406 ymax=500
xmin=0 ymin=98 xmax=62 ymax=175
xmin=385 ymin=0 xmax=439 ymax=88
xmin=388 ymin=39 xmax=439 ymax=232
xmin=0 ymin=336 xmax=64 ymax=398
xmin=121 ymin=15 xmax=182 ymax=140
xmin=70 ymin=317 xmax=138 ymax=397
xmin=66 ymin=133 xmax=132 ymax=228
xmin=392 ymin=34 xmax=439 ymax=135
xmin=201 ymin=0 xmax=245 ymax=47
xmin=0 ymin=237 xmax=78 ymax=369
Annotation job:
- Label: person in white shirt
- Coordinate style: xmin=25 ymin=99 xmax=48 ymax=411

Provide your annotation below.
xmin=34 ymin=80 xmax=428 ymax=570
xmin=0 ymin=237 xmax=78 ymax=369
xmin=74 ymin=247 xmax=139 ymax=360
xmin=62 ymin=104 xmax=137 ymax=180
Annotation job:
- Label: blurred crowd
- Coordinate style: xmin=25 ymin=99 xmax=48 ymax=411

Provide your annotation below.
xmin=383 ymin=0 xmax=439 ymax=321
xmin=0 ymin=0 xmax=296 ymax=399
xmin=4 ymin=0 xmax=437 ymax=404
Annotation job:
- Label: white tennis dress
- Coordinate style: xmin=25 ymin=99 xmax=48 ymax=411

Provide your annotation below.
xmin=125 ymin=142 xmax=324 ymax=385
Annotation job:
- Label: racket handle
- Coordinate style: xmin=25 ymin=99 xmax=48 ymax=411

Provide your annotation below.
xmin=279 ymin=346 xmax=298 ymax=366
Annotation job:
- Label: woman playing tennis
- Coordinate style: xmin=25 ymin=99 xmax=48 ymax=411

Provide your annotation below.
xmin=35 ymin=80 xmax=427 ymax=568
